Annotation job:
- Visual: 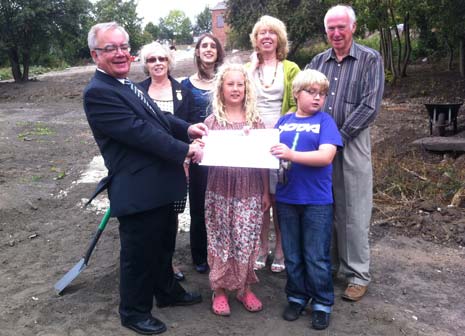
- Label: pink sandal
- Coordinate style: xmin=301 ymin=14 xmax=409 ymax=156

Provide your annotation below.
xmin=271 ymin=256 xmax=285 ymax=273
xmin=237 ymin=290 xmax=263 ymax=312
xmin=212 ymin=292 xmax=230 ymax=316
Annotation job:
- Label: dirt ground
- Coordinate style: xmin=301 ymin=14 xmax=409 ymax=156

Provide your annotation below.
xmin=1 ymin=54 xmax=464 ymax=336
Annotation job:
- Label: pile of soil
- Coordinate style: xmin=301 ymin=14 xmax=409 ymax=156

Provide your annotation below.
xmin=371 ymin=62 xmax=465 ymax=248
xmin=0 ymin=56 xmax=464 ymax=336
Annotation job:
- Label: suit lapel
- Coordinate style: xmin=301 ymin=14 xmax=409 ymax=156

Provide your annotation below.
xmin=129 ymin=82 xmax=171 ymax=131
xmin=93 ymin=71 xmax=171 ymax=132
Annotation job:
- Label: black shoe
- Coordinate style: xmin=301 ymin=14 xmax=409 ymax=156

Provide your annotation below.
xmin=157 ymin=291 xmax=203 ymax=308
xmin=122 ymin=316 xmax=167 ymax=335
xmin=311 ymin=310 xmax=330 ymax=330
xmin=195 ymin=262 xmax=209 ymax=274
xmin=173 ymin=270 xmax=185 ymax=281
xmin=282 ymin=302 xmax=304 ymax=321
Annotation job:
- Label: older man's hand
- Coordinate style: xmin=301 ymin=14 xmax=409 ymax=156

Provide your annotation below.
xmin=188 ymin=123 xmax=208 ymax=139
xmin=187 ymin=143 xmax=204 ymax=163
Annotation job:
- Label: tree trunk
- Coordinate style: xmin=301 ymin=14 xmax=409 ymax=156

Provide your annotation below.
xmin=21 ymin=51 xmax=30 ymax=82
xmin=460 ymin=36 xmax=465 ymax=77
xmin=401 ymin=13 xmax=411 ymax=77
xmin=379 ymin=25 xmax=387 ymax=64
xmin=7 ymin=47 xmax=22 ymax=82
xmin=446 ymin=41 xmax=453 ymax=71
xmin=382 ymin=26 xmax=397 ymax=83
xmin=388 ymin=3 xmax=402 ymax=76
xmin=289 ymin=40 xmax=302 ymax=59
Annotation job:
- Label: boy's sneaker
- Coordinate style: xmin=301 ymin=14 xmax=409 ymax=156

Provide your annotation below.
xmin=311 ymin=310 xmax=330 ymax=330
xmin=282 ymin=302 xmax=304 ymax=321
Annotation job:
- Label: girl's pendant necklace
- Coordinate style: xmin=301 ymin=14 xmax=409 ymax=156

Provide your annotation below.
xmin=258 ymin=61 xmax=278 ymax=88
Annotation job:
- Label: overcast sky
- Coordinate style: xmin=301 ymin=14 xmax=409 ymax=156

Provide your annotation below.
xmin=136 ymin=0 xmax=222 ymax=26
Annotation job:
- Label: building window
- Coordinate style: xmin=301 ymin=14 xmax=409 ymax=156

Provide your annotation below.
xmin=217 ymin=14 xmax=224 ymax=28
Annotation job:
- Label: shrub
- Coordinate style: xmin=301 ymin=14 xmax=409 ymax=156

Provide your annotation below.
xmin=290 ymin=42 xmax=328 ymax=69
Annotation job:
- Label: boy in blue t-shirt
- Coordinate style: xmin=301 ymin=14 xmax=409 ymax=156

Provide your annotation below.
xmin=270 ymin=69 xmax=343 ymax=330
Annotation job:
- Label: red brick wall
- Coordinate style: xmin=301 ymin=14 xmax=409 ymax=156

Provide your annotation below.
xmin=211 ymin=9 xmax=229 ymax=49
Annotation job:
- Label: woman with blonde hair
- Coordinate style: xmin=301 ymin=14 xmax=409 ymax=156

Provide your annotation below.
xmin=248 ymin=15 xmax=300 ymax=273
xmin=204 ymin=63 xmax=270 ymax=316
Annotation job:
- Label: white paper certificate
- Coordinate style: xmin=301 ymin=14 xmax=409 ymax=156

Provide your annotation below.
xmin=200 ymin=129 xmax=279 ymax=169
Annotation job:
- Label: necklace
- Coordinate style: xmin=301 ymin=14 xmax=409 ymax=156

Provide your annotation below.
xmin=258 ymin=61 xmax=278 ymax=88
xmin=196 ymin=73 xmax=214 ymax=83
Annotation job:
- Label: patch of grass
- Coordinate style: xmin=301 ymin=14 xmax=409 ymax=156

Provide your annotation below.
xmin=17 ymin=122 xmax=55 ymax=140
xmin=0 ymin=64 xmax=68 ymax=81
xmin=31 ymin=175 xmax=43 ymax=182
xmin=0 ymin=67 xmax=11 ymax=81
xmin=374 ymin=148 xmax=465 ymax=205
xmin=51 ymin=166 xmax=66 ymax=180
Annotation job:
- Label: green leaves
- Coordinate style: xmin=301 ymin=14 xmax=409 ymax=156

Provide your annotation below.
xmin=158 ymin=10 xmax=193 ymax=44
xmin=0 ymin=0 xmax=92 ymax=82
xmin=93 ymin=0 xmax=144 ymax=52
xmin=194 ymin=6 xmax=212 ymax=36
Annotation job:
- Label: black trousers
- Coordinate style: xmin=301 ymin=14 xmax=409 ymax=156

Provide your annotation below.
xmin=188 ymin=163 xmax=208 ymax=266
xmin=118 ymin=205 xmax=185 ymax=323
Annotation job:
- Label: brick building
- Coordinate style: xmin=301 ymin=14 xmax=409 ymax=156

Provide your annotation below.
xmin=211 ymin=2 xmax=229 ymax=49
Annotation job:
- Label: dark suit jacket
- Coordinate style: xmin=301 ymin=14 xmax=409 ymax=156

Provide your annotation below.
xmin=83 ymin=70 xmax=191 ymax=217
xmin=138 ymin=75 xmax=194 ymax=123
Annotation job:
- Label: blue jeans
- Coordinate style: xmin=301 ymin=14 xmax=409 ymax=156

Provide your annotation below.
xmin=277 ymin=202 xmax=334 ymax=312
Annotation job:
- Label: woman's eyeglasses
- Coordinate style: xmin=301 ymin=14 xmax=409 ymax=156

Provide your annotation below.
xmin=146 ymin=56 xmax=168 ymax=63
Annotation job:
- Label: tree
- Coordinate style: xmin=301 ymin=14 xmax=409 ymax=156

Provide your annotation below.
xmin=226 ymin=0 xmax=268 ymax=48
xmin=428 ymin=0 xmax=465 ymax=75
xmin=194 ymin=6 xmax=212 ymax=35
xmin=144 ymin=22 xmax=160 ymax=41
xmin=356 ymin=0 xmax=465 ymax=80
xmin=0 ymin=0 xmax=92 ymax=82
xmin=159 ymin=10 xmax=193 ymax=45
xmin=93 ymin=0 xmax=144 ymax=52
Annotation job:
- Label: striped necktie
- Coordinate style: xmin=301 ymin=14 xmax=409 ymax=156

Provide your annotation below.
xmin=123 ymin=79 xmax=169 ymax=130
xmin=124 ymin=79 xmax=157 ymax=115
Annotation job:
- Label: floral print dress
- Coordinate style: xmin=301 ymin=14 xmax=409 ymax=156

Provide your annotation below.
xmin=204 ymin=115 xmax=266 ymax=292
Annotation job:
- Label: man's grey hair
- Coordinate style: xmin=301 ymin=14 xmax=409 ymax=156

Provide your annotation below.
xmin=87 ymin=22 xmax=129 ymax=50
xmin=324 ymin=5 xmax=357 ymax=30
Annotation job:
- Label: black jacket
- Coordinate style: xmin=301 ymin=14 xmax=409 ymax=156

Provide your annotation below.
xmin=83 ymin=71 xmax=190 ymax=217
xmin=138 ymin=75 xmax=194 ymax=123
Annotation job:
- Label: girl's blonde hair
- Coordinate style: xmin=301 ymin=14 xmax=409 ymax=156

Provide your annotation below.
xmin=250 ymin=15 xmax=289 ymax=61
xmin=211 ymin=63 xmax=260 ymax=127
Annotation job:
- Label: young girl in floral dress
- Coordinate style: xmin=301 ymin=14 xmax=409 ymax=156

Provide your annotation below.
xmin=203 ymin=63 xmax=270 ymax=316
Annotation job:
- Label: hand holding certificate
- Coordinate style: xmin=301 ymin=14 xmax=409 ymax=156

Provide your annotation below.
xmin=200 ymin=128 xmax=279 ymax=169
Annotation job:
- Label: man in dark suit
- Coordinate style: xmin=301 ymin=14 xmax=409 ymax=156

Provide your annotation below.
xmin=83 ymin=22 xmax=206 ymax=335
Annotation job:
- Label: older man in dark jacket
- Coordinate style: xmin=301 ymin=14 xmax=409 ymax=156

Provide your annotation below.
xmin=83 ymin=22 xmax=206 ymax=335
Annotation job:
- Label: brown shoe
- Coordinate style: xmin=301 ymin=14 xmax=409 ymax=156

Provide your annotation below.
xmin=342 ymin=283 xmax=368 ymax=301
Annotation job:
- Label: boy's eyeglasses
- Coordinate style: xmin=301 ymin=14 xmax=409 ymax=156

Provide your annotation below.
xmin=301 ymin=88 xmax=327 ymax=97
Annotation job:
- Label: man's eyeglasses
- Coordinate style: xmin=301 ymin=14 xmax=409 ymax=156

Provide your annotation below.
xmin=301 ymin=88 xmax=327 ymax=97
xmin=146 ymin=56 xmax=168 ymax=63
xmin=94 ymin=44 xmax=131 ymax=54
xmin=327 ymin=25 xmax=349 ymax=33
